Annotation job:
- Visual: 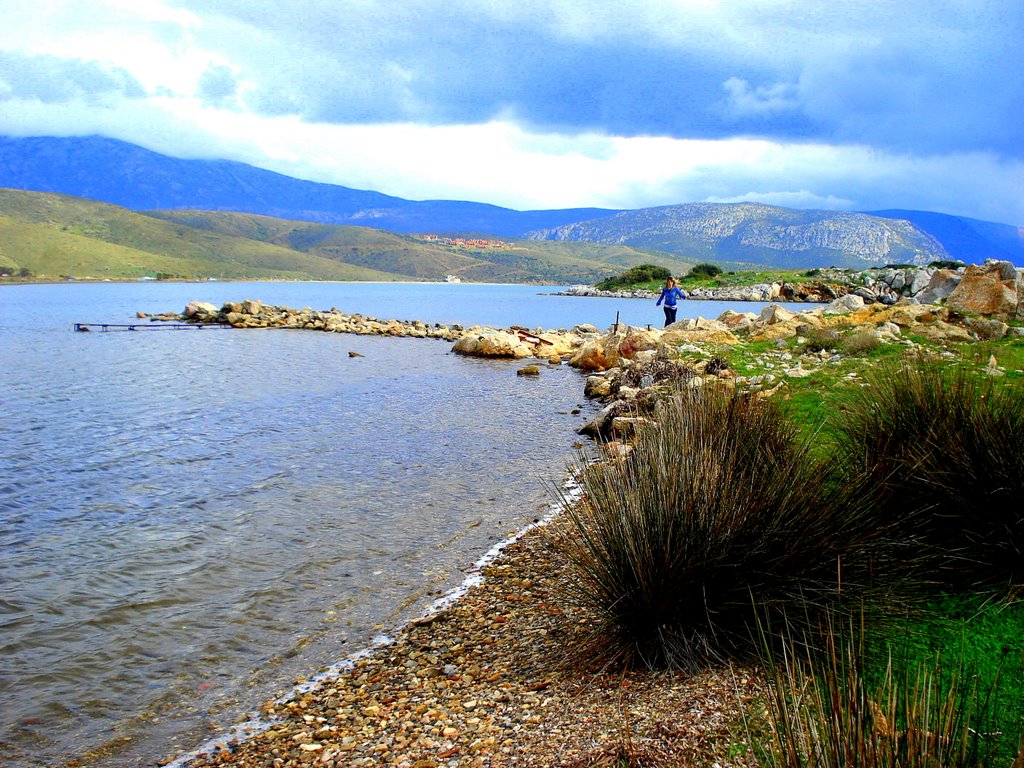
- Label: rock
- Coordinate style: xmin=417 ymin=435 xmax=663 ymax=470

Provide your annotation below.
xmin=577 ymin=402 xmax=621 ymax=438
xmin=945 ymin=261 xmax=1020 ymax=319
xmin=907 ymin=269 xmax=933 ymax=296
xmin=516 ymin=365 xmax=541 ymax=376
xmin=453 ymin=331 xmax=533 ymax=358
xmin=572 ymin=323 xmax=600 ymax=335
xmin=915 ymin=269 xmax=962 ymax=305
xmin=617 ymin=386 xmax=640 ymax=400
xmin=240 ymin=298 xmax=264 ymax=315
xmin=348 ymin=351 xmax=365 ymax=358
xmin=824 ymin=294 xmax=867 ymax=314
xmin=584 ymin=375 xmax=613 ymax=398
xmin=663 ymin=327 xmax=741 ymax=345
xmin=716 ymin=309 xmax=757 ymax=334
xmin=183 ymin=300 xmax=219 ymax=319
xmin=964 ymin=317 xmax=1009 ymax=340
xmin=548 ymin=355 xmax=562 ymax=365
xmin=611 ymin=416 xmax=652 ymax=437
xmin=602 ymin=441 xmax=633 ymax=459
xmin=759 ymin=305 xmax=796 ymax=325
xmin=568 ymin=337 xmax=616 ymax=371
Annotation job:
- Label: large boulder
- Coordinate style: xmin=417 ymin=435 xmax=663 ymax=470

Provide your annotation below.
xmin=945 ymin=261 xmax=1021 ymax=319
xmin=452 ymin=330 xmax=533 ymax=358
xmin=759 ymin=304 xmax=796 ymax=324
xmin=183 ymin=301 xmax=219 ymax=320
xmin=569 ymin=327 xmax=662 ymax=371
xmin=915 ymin=269 xmax=962 ymax=305
xmin=824 ymin=294 xmax=867 ymax=315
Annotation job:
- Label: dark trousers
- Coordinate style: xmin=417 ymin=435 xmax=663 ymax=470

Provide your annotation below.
xmin=663 ymin=305 xmax=677 ymax=327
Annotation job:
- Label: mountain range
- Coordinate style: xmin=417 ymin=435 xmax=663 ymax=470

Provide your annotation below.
xmin=1 ymin=134 xmax=1022 ymax=275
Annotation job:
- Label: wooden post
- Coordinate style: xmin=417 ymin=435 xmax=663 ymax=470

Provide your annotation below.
xmin=614 ymin=311 xmax=620 ymax=334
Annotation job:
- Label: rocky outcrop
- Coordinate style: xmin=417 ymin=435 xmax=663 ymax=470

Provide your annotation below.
xmin=945 ymin=260 xmax=1024 ymax=320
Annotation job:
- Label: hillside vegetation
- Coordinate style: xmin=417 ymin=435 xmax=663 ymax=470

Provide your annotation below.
xmin=0 ymin=189 xmax=688 ymax=283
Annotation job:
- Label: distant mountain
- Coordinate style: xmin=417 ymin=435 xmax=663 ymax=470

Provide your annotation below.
xmin=0 ymin=188 xmax=684 ymax=283
xmin=0 ymin=135 xmax=616 ymax=236
xmin=527 ymin=203 xmax=953 ymax=269
xmin=2 ymin=135 xmax=1021 ymax=269
xmin=866 ymin=209 xmax=1024 ymax=266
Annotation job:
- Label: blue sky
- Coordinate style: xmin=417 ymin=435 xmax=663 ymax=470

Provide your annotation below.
xmin=0 ymin=0 xmax=1022 ymax=223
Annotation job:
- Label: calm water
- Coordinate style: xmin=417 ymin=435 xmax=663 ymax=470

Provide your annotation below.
xmin=0 ymin=282 xmax=802 ymax=767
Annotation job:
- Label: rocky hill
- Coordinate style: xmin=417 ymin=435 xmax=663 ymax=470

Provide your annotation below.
xmin=527 ymin=203 xmax=949 ymax=269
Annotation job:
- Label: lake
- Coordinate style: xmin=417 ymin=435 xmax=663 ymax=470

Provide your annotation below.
xmin=0 ymin=281 xmax=807 ymax=766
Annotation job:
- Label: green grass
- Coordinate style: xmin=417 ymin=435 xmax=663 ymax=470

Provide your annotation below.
xmin=762 ymin=610 xmax=1023 ymax=768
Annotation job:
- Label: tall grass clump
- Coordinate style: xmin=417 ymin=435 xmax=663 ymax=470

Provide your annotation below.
xmin=556 ymin=388 xmax=907 ymax=671
xmin=829 ymin=357 xmax=1024 ymax=589
xmin=762 ymin=617 xmax=1022 ymax=768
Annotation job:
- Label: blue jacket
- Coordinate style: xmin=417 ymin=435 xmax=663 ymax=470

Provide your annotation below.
xmin=656 ymin=286 xmax=686 ymax=306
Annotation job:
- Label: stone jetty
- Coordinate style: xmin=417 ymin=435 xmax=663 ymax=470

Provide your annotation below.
xmin=157 ymin=299 xmax=600 ymax=361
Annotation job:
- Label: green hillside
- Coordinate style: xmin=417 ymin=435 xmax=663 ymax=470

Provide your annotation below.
xmin=148 ymin=209 xmax=695 ymax=283
xmin=0 ymin=189 xmax=692 ymax=283
xmin=0 ymin=189 xmax=399 ymax=281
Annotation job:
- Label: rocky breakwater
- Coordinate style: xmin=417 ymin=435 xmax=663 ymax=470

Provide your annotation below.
xmin=179 ymin=299 xmax=467 ymax=340
xmin=170 ymin=299 xmax=596 ymax=362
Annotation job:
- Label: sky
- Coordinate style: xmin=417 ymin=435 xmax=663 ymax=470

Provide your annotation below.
xmin=0 ymin=0 xmax=1022 ymax=224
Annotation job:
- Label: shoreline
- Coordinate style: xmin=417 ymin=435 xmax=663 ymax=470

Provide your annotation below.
xmin=161 ymin=481 xmax=585 ymax=768
xmin=166 ymin=498 xmax=763 ymax=768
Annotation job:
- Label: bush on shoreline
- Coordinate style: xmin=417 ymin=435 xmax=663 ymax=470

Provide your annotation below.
xmin=556 ymin=389 xmax=905 ymax=671
xmin=829 ymin=357 xmax=1024 ymax=590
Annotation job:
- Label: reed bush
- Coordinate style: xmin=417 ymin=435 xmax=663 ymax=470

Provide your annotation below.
xmin=762 ymin=617 xmax=1021 ymax=768
xmin=557 ymin=389 xmax=905 ymax=670
xmin=839 ymin=330 xmax=883 ymax=356
xmin=829 ymin=358 xmax=1024 ymax=589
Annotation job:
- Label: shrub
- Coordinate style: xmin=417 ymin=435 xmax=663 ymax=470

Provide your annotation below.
xmin=801 ymin=327 xmax=841 ymax=353
xmin=555 ymin=389 xmax=901 ymax=671
xmin=595 ymin=264 xmax=671 ymax=290
xmin=687 ymin=262 xmax=723 ymax=279
xmin=839 ymin=330 xmax=883 ymax=356
xmin=930 ymin=259 xmax=965 ymax=270
xmin=829 ymin=358 xmax=1024 ymax=589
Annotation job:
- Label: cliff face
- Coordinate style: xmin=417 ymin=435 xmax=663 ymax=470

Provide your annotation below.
xmin=528 ymin=203 xmax=948 ymax=269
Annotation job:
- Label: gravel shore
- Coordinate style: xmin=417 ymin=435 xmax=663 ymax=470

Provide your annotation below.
xmin=171 ymin=518 xmax=766 ymax=767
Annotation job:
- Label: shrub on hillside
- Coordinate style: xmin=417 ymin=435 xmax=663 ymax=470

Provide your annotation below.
xmin=801 ymin=327 xmax=841 ymax=353
xmin=839 ymin=330 xmax=883 ymax=356
xmin=686 ymin=262 xmax=723 ymax=279
xmin=595 ymin=264 xmax=671 ymax=290
xmin=830 ymin=358 xmax=1024 ymax=589
xmin=555 ymin=389 xmax=902 ymax=671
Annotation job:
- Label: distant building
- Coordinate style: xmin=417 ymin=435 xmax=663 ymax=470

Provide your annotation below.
xmin=445 ymin=274 xmax=462 ymax=283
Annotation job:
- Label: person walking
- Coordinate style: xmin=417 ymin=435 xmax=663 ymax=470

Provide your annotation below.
xmin=655 ymin=277 xmax=687 ymax=327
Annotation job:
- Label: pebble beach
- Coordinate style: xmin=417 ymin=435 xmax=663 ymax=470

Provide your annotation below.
xmin=167 ymin=517 xmax=765 ymax=768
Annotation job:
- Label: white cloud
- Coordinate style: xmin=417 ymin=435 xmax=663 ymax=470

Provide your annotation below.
xmin=5 ymin=91 xmax=1022 ymax=224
